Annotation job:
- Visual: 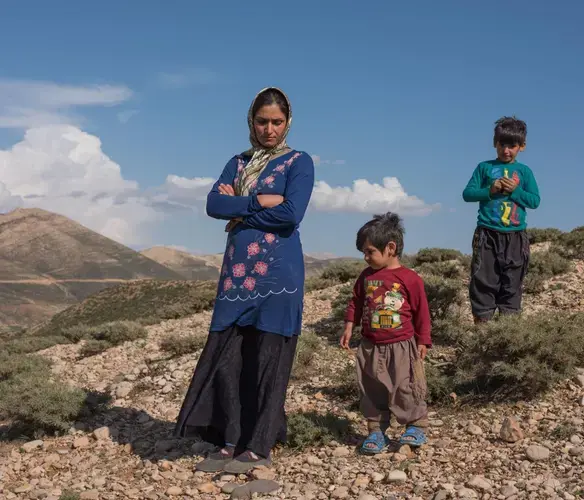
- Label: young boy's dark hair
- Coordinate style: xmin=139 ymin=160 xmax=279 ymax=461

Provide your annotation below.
xmin=463 ymin=116 xmax=540 ymax=323
xmin=356 ymin=212 xmax=404 ymax=256
xmin=493 ymin=116 xmax=527 ymax=147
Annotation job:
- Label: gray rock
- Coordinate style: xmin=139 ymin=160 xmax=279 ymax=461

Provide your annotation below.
xmin=467 ymin=424 xmax=483 ymax=436
xmin=433 ymin=492 xmax=449 ymax=500
xmin=222 ymin=483 xmax=238 ymax=494
xmin=569 ymin=446 xmax=584 ymax=456
xmin=231 ymin=480 xmax=280 ymax=499
xmin=574 ymin=373 xmax=584 ymax=388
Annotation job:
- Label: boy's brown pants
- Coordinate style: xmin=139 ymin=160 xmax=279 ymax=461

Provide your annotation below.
xmin=356 ymin=337 xmax=429 ymax=433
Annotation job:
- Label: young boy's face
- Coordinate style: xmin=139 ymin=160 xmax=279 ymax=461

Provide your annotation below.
xmin=496 ymin=141 xmax=525 ymax=163
xmin=361 ymin=239 xmax=395 ymax=270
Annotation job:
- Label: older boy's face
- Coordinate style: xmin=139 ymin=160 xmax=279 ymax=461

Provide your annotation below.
xmin=496 ymin=142 xmax=524 ymax=163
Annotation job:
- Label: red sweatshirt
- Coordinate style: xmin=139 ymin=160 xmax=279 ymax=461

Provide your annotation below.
xmin=345 ymin=266 xmax=432 ymax=346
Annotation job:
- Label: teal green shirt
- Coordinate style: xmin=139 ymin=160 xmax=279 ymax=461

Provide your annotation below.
xmin=463 ymin=160 xmax=540 ymax=232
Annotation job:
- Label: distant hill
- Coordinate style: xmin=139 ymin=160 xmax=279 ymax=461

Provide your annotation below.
xmin=140 ymin=247 xmax=221 ymax=280
xmin=141 ymin=246 xmax=357 ymax=279
xmin=0 ymin=208 xmax=183 ymax=327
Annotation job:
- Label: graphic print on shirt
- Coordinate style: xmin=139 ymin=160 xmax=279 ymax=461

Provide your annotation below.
xmin=217 ymin=152 xmax=304 ymax=302
xmin=367 ymin=281 xmax=405 ymax=330
xmin=489 ymin=167 xmax=521 ymax=227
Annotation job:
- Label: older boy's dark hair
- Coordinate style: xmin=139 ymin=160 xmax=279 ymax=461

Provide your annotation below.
xmin=356 ymin=212 xmax=405 ymax=257
xmin=493 ymin=116 xmax=527 ymax=147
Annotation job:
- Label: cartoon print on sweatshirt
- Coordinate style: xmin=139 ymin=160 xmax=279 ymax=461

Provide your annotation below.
xmin=370 ymin=282 xmax=404 ymax=330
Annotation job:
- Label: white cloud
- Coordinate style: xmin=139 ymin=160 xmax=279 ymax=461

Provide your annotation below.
xmin=0 ymin=78 xmax=133 ymax=129
xmin=157 ymin=68 xmax=217 ymax=89
xmin=117 ymin=109 xmax=140 ymax=124
xmin=311 ymin=177 xmax=439 ymax=216
xmin=0 ymin=125 xmax=161 ymax=245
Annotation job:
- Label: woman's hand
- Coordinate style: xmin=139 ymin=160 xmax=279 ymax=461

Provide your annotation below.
xmin=219 ymin=184 xmax=235 ymax=196
xmin=257 ymin=194 xmax=284 ymax=208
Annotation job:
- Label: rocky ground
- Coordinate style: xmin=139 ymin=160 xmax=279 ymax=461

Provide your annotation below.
xmin=1 ymin=281 xmax=584 ymax=500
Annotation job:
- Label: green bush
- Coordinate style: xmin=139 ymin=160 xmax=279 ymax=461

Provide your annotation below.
xmin=87 ymin=321 xmax=147 ymax=344
xmin=330 ymin=283 xmax=353 ymax=322
xmin=416 ymin=261 xmax=465 ymax=280
xmin=159 ymin=334 xmax=207 ymax=358
xmin=524 ymin=251 xmax=571 ymax=294
xmin=286 ymin=412 xmax=352 ymax=449
xmin=422 ymin=274 xmax=464 ymax=322
xmin=0 ymin=353 xmax=51 ymax=381
xmin=78 ymin=340 xmax=113 ymax=358
xmin=2 ymin=335 xmax=69 ymax=355
xmin=425 ymin=363 xmax=456 ymax=404
xmin=320 ymin=261 xmax=364 ymax=283
xmin=415 ymin=248 xmax=464 ymax=265
xmin=59 ymin=493 xmax=81 ymax=500
xmin=526 ymin=227 xmax=563 ymax=244
xmin=454 ymin=313 xmax=584 ymax=400
xmin=0 ymin=372 xmax=86 ymax=432
xmin=36 ymin=280 xmax=216 ymax=336
xmin=559 ymin=227 xmax=584 ymax=259
xmin=292 ymin=331 xmax=321 ymax=380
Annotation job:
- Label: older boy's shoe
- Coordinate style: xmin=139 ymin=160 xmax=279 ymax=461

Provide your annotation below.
xmin=223 ymin=450 xmax=271 ymax=474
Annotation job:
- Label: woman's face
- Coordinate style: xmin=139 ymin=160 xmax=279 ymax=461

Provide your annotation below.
xmin=253 ymin=104 xmax=287 ymax=148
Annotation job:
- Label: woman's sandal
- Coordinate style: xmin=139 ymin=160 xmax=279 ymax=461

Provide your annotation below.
xmin=360 ymin=431 xmax=388 ymax=455
xmin=399 ymin=426 xmax=427 ymax=448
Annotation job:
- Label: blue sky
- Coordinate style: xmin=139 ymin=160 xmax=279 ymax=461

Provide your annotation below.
xmin=0 ymin=0 xmax=582 ymax=257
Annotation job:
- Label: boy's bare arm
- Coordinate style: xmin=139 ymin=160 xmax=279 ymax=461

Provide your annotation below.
xmin=340 ymin=321 xmax=354 ymax=349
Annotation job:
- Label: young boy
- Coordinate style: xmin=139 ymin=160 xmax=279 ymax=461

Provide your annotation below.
xmin=463 ymin=116 xmax=540 ymax=323
xmin=340 ymin=212 xmax=432 ymax=454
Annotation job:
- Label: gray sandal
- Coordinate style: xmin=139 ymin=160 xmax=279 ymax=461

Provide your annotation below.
xmin=195 ymin=447 xmax=234 ymax=472
xmin=223 ymin=451 xmax=271 ymax=474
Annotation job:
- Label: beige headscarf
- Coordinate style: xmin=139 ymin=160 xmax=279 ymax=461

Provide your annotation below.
xmin=234 ymin=87 xmax=293 ymax=196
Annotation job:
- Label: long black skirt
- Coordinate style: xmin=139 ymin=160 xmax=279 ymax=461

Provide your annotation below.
xmin=174 ymin=325 xmax=298 ymax=458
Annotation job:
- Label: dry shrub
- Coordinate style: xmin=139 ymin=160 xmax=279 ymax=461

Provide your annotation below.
xmin=159 ymin=333 xmax=207 ymax=358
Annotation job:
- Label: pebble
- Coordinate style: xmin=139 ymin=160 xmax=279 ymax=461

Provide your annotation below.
xmin=115 ymin=381 xmax=133 ymax=398
xmin=80 ymin=491 xmax=100 ymax=500
xmin=166 ymin=486 xmax=182 ymax=496
xmin=331 ymin=486 xmax=349 ymax=499
xmin=93 ymin=427 xmax=110 ymax=440
xmin=222 ymin=483 xmax=238 ymax=494
xmin=570 ymin=435 xmax=582 ymax=445
xmin=332 ymin=447 xmax=351 ymax=458
xmin=467 ymin=475 xmax=492 ymax=491
xmin=231 ymin=480 xmax=280 ymax=499
xmin=22 ymin=440 xmax=44 ymax=453
xmin=430 ymin=419 xmax=445 ymax=427
xmin=526 ymin=444 xmax=550 ymax=461
xmin=458 ymin=488 xmax=478 ymax=498
xmin=387 ymin=470 xmax=407 ymax=483
xmin=197 ymin=483 xmax=216 ymax=493
xmin=498 ymin=484 xmax=518 ymax=497
xmin=467 ymin=424 xmax=483 ymax=436
xmin=569 ymin=446 xmax=584 ymax=456
xmin=358 ymin=495 xmax=378 ymax=500
xmin=371 ymin=472 xmax=385 ymax=482
xmin=251 ymin=466 xmax=276 ymax=481
xmin=574 ymin=374 xmax=584 ymax=388
xmin=434 ymin=492 xmax=449 ymax=500
xmin=306 ymin=455 xmax=323 ymax=466
xmin=500 ymin=416 xmax=524 ymax=443
xmin=73 ymin=436 xmax=90 ymax=449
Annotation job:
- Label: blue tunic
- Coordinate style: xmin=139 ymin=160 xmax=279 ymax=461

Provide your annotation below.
xmin=206 ymin=150 xmax=315 ymax=337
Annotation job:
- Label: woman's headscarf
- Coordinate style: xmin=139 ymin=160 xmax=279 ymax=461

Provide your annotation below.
xmin=234 ymin=87 xmax=292 ymax=196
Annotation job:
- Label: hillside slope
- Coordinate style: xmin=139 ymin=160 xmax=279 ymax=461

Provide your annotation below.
xmin=0 ymin=208 xmax=182 ymax=326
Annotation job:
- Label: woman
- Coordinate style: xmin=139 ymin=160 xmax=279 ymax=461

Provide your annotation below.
xmin=175 ymin=87 xmax=314 ymax=474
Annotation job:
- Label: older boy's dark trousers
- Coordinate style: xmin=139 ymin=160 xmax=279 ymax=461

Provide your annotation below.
xmin=469 ymin=227 xmax=530 ymax=320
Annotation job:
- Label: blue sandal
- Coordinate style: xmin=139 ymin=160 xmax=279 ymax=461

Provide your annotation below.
xmin=360 ymin=431 xmax=387 ymax=455
xmin=399 ymin=426 xmax=427 ymax=447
